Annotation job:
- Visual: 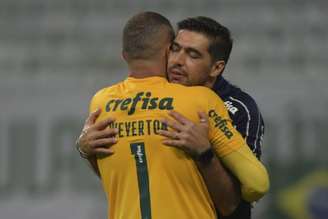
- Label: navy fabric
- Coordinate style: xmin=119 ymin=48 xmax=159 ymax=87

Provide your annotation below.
xmin=212 ymin=76 xmax=265 ymax=219
xmin=212 ymin=76 xmax=264 ymax=159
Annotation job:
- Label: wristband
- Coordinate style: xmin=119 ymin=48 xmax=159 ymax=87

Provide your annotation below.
xmin=195 ymin=147 xmax=214 ymax=165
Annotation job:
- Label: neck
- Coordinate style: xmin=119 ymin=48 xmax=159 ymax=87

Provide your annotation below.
xmin=204 ymin=77 xmax=216 ymax=89
xmin=127 ymin=59 xmax=166 ymax=79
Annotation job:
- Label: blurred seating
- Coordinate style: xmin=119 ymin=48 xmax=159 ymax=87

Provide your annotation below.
xmin=0 ymin=0 xmax=327 ymax=77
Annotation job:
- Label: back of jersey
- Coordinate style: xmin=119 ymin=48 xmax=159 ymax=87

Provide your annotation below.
xmin=90 ymin=76 xmax=241 ymax=219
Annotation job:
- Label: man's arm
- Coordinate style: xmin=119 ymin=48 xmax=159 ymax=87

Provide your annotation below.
xmin=158 ymin=111 xmax=242 ymax=216
xmin=76 ymin=109 xmax=118 ymax=177
xmin=195 ymin=150 xmax=242 ymax=216
xmin=221 ymin=96 xmax=265 ymax=218
xmin=220 ymin=145 xmax=269 ymax=202
xmin=159 ymin=111 xmax=269 ymax=212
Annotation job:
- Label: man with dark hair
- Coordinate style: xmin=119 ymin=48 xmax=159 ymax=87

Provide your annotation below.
xmin=165 ymin=16 xmax=265 ymax=218
xmin=177 ymin=16 xmax=232 ymax=63
xmin=77 ymin=12 xmax=268 ymax=219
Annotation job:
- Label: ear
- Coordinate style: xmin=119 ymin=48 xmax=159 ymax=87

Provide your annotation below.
xmin=165 ymin=42 xmax=172 ymax=56
xmin=209 ymin=60 xmax=225 ymax=77
xmin=122 ymin=51 xmax=128 ymax=61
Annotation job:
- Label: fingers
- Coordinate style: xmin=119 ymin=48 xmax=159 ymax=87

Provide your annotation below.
xmin=157 ymin=129 xmax=179 ymax=139
xmin=168 ymin=111 xmax=191 ymax=125
xmin=198 ymin=111 xmax=208 ymax=124
xmin=90 ymin=128 xmax=118 ymax=140
xmin=85 ymin=108 xmax=101 ymax=126
xmin=161 ymin=118 xmax=184 ymax=132
xmin=93 ymin=117 xmax=116 ymax=130
xmin=93 ymin=147 xmax=115 ymax=156
xmin=84 ymin=108 xmax=115 ymax=132
xmin=86 ymin=138 xmax=117 ymax=157
xmin=158 ymin=130 xmax=187 ymax=148
xmin=162 ymin=139 xmax=184 ymax=147
xmin=78 ymin=111 xmax=118 ymax=158
xmin=78 ymin=127 xmax=118 ymax=157
xmin=90 ymin=138 xmax=118 ymax=148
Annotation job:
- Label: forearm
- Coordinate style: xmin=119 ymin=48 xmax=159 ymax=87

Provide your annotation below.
xmin=220 ymin=200 xmax=251 ymax=219
xmin=196 ymin=154 xmax=241 ymax=216
xmin=76 ymin=142 xmax=101 ymax=178
xmin=76 ymin=108 xmax=117 ymax=179
xmin=86 ymin=156 xmax=101 ymax=178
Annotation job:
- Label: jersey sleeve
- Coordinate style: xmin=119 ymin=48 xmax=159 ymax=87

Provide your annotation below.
xmin=205 ymin=89 xmax=269 ymax=202
xmin=206 ymin=92 xmax=247 ymax=157
xmin=221 ymin=146 xmax=270 ymax=202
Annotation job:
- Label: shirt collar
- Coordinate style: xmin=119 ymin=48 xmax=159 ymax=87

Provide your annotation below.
xmin=213 ymin=76 xmax=231 ymax=98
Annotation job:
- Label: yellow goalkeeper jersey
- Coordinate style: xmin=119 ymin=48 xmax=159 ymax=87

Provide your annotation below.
xmin=89 ymin=76 xmax=265 ymax=219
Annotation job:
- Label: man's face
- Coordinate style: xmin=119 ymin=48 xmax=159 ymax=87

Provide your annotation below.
xmin=167 ymin=30 xmax=214 ymax=86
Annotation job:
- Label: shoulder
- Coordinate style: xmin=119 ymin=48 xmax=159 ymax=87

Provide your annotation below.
xmin=92 ymin=82 xmax=122 ymax=101
xmin=89 ymin=82 xmax=122 ymax=110
xmin=190 ymin=85 xmax=225 ymax=102
xmin=225 ymin=88 xmax=262 ymax=119
xmin=213 ymin=77 xmax=259 ymax=115
xmin=168 ymin=83 xmax=223 ymax=101
xmin=90 ymin=87 xmax=109 ymax=105
xmin=214 ymin=78 xmax=264 ymax=157
xmin=92 ymin=87 xmax=108 ymax=100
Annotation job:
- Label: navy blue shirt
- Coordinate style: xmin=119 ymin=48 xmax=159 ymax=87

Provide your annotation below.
xmin=212 ymin=76 xmax=265 ymax=219
xmin=213 ymin=76 xmax=264 ymax=159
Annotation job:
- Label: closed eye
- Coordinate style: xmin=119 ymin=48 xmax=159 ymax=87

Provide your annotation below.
xmin=187 ymin=48 xmax=202 ymax=59
xmin=170 ymin=42 xmax=180 ymax=52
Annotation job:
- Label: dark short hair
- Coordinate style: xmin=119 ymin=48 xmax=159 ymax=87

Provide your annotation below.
xmin=123 ymin=11 xmax=174 ymax=60
xmin=177 ymin=16 xmax=233 ymax=64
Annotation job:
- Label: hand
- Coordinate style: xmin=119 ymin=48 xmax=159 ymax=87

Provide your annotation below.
xmin=76 ymin=108 xmax=118 ymax=157
xmin=158 ymin=110 xmax=211 ymax=158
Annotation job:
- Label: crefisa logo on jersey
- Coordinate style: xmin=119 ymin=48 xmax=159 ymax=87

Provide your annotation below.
xmin=106 ymin=92 xmax=174 ymax=115
xmin=208 ymin=109 xmax=233 ymax=139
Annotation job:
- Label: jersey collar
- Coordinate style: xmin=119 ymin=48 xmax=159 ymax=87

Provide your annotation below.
xmin=125 ymin=76 xmax=168 ymax=84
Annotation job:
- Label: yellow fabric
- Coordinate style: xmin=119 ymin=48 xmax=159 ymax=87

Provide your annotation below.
xmin=221 ymin=146 xmax=270 ymax=202
xmin=89 ymin=76 xmax=266 ymax=219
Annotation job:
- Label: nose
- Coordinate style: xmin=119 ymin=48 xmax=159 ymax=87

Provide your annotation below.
xmin=169 ymin=50 xmax=185 ymax=67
